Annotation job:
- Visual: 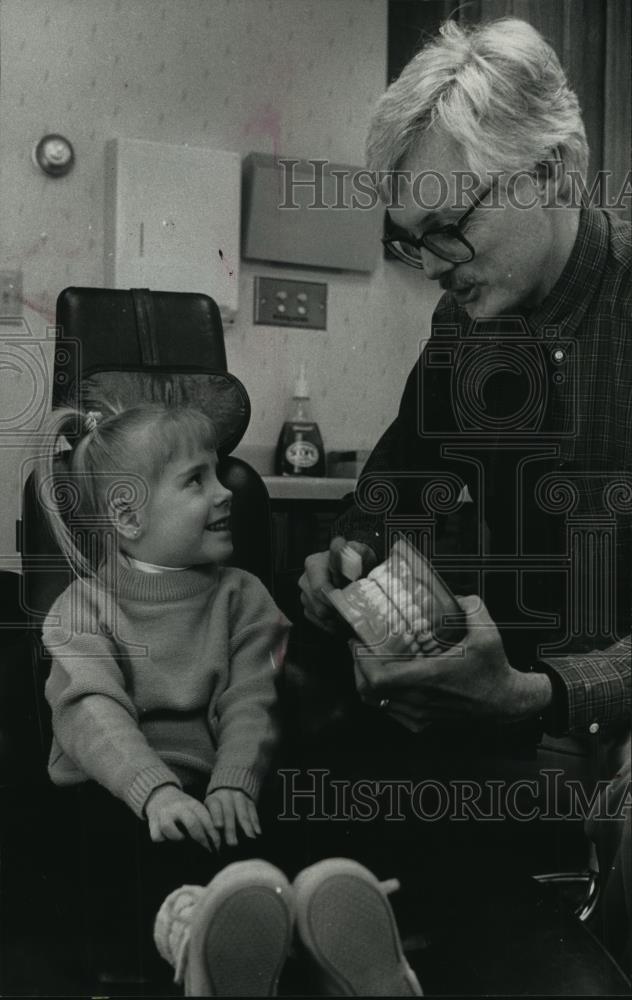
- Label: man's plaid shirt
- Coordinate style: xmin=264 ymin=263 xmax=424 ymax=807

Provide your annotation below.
xmin=336 ymin=208 xmax=631 ymax=739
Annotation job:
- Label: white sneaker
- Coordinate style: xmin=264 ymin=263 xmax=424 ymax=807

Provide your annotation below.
xmin=293 ymin=857 xmax=423 ymax=996
xmin=154 ymin=860 xmax=295 ymax=996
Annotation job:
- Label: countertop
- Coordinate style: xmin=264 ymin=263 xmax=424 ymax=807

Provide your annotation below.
xmin=262 ymin=476 xmax=356 ymax=500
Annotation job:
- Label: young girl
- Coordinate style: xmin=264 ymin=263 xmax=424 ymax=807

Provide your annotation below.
xmin=36 ymin=402 xmax=290 ymax=982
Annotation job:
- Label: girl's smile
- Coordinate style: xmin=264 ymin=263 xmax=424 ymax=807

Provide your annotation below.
xmin=205 ymin=515 xmax=231 ymax=533
xmin=120 ymin=446 xmax=234 ymax=567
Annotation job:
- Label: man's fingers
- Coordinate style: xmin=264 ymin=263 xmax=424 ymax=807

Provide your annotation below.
xmin=455 ymin=593 xmax=498 ymax=633
xmin=354 ymin=657 xmax=380 ymax=699
xmin=387 ymin=690 xmax=465 ymax=721
xmin=356 ymin=644 xmax=465 ymax=693
xmin=299 ymin=577 xmax=336 ymax=615
xmin=387 ymin=707 xmax=425 ymax=732
xmin=301 ymin=598 xmax=339 ymax=633
xmin=356 ymin=689 xmax=432 ymax=730
xmin=300 ymin=588 xmax=334 ymax=618
xmin=301 ymin=551 xmax=333 ymax=596
xmin=456 ymin=592 xmax=483 ymax=615
xmin=380 ymin=632 xmax=423 ymax=655
xmin=353 ymin=649 xmax=399 ymax=696
xmin=387 ymin=708 xmax=435 ymax=733
xmin=299 ymin=570 xmax=326 ymax=601
xmin=327 ymin=536 xmax=348 ymax=587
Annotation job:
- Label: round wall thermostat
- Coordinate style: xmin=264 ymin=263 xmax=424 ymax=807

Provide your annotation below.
xmin=32 ymin=134 xmax=75 ymax=177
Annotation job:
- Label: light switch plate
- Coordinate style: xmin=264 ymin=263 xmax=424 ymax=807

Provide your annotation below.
xmin=254 ymin=276 xmax=327 ymax=329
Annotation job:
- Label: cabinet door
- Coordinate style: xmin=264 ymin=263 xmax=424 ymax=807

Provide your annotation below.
xmin=105 ymin=138 xmax=240 ymax=321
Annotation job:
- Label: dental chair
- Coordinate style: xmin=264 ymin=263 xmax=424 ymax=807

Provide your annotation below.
xmin=6 ymin=286 xmax=630 ymax=996
xmin=19 ymin=286 xmax=274 ymax=766
xmin=7 ymin=286 xmax=276 ymax=994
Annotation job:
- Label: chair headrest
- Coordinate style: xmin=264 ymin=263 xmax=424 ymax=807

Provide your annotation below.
xmin=54 ymin=286 xmax=250 ymax=453
xmin=67 ymin=369 xmax=250 ymax=455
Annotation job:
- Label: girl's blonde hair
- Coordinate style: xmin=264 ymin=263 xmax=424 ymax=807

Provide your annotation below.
xmin=36 ymin=403 xmax=217 ymax=578
xmin=367 ymin=17 xmax=588 ymax=204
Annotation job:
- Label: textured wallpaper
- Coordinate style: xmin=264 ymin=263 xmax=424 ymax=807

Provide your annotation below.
xmin=0 ymin=0 xmax=440 ymax=567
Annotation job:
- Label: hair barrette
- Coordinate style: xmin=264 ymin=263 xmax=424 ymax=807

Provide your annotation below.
xmin=85 ymin=410 xmax=103 ymax=434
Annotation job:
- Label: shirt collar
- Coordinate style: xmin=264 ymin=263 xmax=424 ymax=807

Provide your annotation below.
xmin=121 ymin=553 xmax=189 ymax=574
xmin=526 ymin=208 xmax=610 ymax=336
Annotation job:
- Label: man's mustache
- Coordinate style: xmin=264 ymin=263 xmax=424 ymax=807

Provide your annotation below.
xmin=439 ymin=276 xmax=475 ymax=292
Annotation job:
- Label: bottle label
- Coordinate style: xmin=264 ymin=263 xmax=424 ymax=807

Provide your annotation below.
xmin=285 ymin=440 xmax=319 ymax=469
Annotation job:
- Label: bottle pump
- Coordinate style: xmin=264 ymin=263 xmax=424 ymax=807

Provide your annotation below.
xmin=274 ymin=364 xmax=325 ymax=476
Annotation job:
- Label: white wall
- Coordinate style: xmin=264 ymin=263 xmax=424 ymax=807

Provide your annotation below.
xmin=0 ymin=0 xmax=440 ymax=569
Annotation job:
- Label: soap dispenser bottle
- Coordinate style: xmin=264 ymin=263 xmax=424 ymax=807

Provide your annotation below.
xmin=275 ymin=364 xmax=325 ymax=476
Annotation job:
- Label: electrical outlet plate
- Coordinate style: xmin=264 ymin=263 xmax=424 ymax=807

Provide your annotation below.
xmin=254 ymin=276 xmax=326 ymax=329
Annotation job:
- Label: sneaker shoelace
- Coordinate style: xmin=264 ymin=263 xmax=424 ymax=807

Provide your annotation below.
xmin=380 ymin=877 xmax=400 ymax=896
xmin=154 ymin=884 xmax=205 ymax=984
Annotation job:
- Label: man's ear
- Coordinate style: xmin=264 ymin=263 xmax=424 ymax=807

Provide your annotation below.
xmin=111 ymin=502 xmax=143 ymax=540
xmin=534 ymin=148 xmax=565 ymax=199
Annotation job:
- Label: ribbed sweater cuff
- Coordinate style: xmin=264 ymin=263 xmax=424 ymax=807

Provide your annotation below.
xmin=126 ymin=764 xmax=183 ymax=818
xmin=206 ymin=766 xmax=260 ymax=803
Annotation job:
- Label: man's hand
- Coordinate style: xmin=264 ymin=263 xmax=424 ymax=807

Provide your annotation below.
xmin=205 ymin=788 xmax=261 ymax=848
xmin=352 ymin=594 xmax=553 ymax=732
xmin=145 ymin=784 xmax=221 ymax=851
xmin=299 ymin=536 xmax=377 ymax=633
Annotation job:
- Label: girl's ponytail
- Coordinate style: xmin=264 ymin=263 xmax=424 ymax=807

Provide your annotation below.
xmin=35 ymin=406 xmax=104 ymax=579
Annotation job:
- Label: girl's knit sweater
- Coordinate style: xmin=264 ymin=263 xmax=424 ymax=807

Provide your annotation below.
xmin=43 ymin=559 xmax=290 ymax=818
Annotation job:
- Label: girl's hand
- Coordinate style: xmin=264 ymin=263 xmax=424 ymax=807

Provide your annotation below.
xmin=205 ymin=788 xmax=261 ymax=847
xmin=145 ymin=784 xmax=221 ymax=851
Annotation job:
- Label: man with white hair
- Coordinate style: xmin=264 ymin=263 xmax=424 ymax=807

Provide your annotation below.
xmin=298 ymin=17 xmax=630 ymax=975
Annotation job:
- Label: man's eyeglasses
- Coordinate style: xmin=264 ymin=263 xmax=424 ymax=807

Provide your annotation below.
xmin=382 ymin=185 xmax=492 ymax=269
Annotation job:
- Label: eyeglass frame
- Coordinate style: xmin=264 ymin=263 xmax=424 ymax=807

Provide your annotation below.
xmin=382 ymin=184 xmax=493 ymax=269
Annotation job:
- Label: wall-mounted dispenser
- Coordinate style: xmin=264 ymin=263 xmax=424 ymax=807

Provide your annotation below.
xmin=241 ymin=152 xmax=383 ymax=272
xmin=105 ymin=138 xmax=241 ymax=322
